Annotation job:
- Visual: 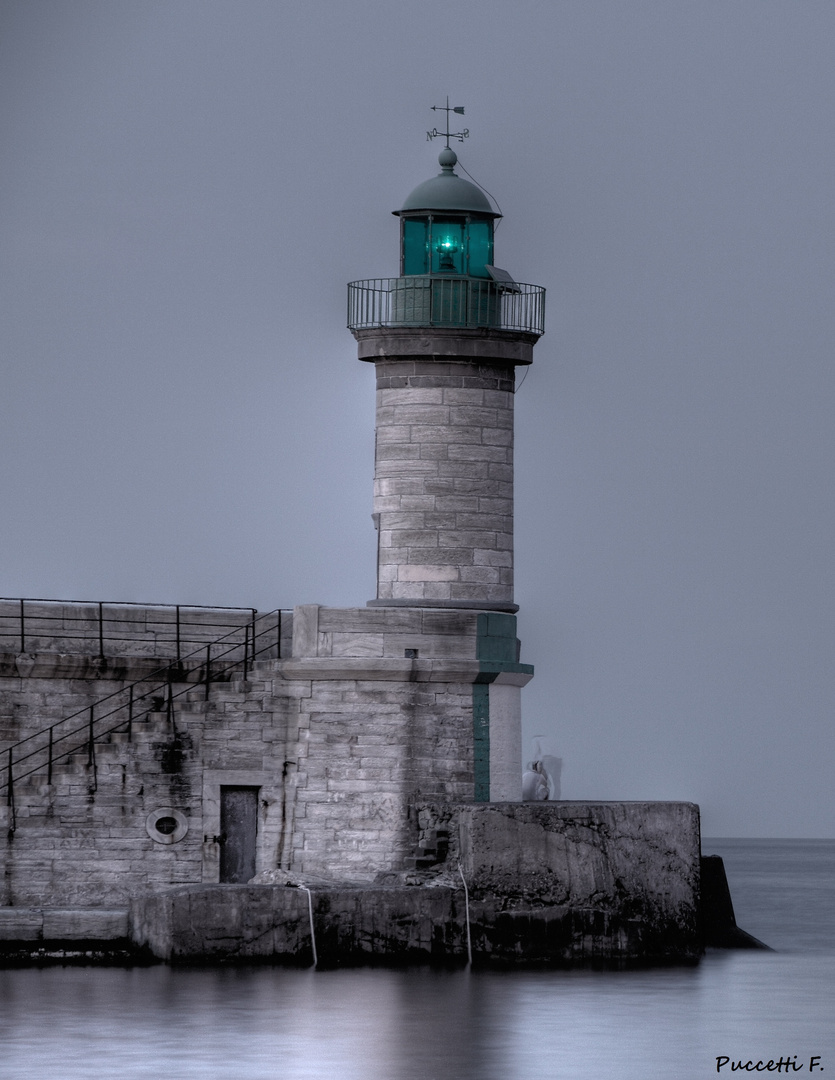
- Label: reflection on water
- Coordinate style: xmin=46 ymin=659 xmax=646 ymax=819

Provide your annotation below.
xmin=1 ymin=840 xmax=833 ymax=1080
xmin=1 ymin=956 xmax=833 ymax=1080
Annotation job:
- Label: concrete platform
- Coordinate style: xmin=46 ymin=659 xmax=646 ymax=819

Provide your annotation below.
xmin=0 ymin=801 xmax=708 ymax=967
xmin=0 ymin=907 xmax=129 ymax=941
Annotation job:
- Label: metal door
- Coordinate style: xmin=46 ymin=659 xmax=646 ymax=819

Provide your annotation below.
xmin=219 ymin=786 xmax=259 ymax=883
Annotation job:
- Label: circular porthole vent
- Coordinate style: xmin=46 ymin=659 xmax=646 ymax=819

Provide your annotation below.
xmin=146 ymin=807 xmax=188 ymax=845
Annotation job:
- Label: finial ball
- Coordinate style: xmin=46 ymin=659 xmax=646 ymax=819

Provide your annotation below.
xmin=438 ymin=147 xmax=458 ymax=170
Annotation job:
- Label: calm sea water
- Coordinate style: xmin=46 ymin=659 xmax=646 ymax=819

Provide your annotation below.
xmin=1 ymin=839 xmax=833 ymax=1080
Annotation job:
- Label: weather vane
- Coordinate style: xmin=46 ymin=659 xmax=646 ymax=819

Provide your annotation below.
xmin=427 ymin=97 xmax=469 ymax=147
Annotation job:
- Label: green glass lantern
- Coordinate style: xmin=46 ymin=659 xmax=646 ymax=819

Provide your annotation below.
xmin=395 ymin=147 xmax=500 ymax=278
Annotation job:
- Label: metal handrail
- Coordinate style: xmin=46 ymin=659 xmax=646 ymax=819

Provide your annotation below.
xmin=0 ymin=597 xmax=259 ymax=661
xmin=347 ymin=276 xmax=546 ymax=336
xmin=1 ymin=609 xmax=285 ymax=817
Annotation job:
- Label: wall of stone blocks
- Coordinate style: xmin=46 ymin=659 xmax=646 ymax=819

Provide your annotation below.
xmin=1 ymin=603 xmax=524 ymax=906
xmin=300 ymin=604 xmax=479 ymax=660
xmin=281 ymin=674 xmax=476 ymax=879
xmin=268 ymin=605 xmax=485 ymax=880
xmin=372 ymin=360 xmax=516 ymax=607
xmin=0 ymin=606 xmax=294 ymax=908
xmin=0 ymin=668 xmax=299 ymax=908
xmin=0 ymin=605 xmax=291 ymax=775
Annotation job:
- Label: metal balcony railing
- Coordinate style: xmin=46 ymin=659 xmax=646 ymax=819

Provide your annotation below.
xmin=0 ymin=597 xmax=261 ymax=662
xmin=1 ymin=608 xmax=285 ymax=829
xmin=347 ymin=276 xmax=545 ymax=336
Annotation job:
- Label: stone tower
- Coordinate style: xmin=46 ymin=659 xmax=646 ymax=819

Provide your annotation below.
xmin=348 ymin=146 xmax=545 ymax=612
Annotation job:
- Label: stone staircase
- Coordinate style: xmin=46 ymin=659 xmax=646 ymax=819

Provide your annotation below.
xmin=404 ymin=827 xmax=450 ymax=871
xmin=6 ymin=656 xmax=280 ymax=797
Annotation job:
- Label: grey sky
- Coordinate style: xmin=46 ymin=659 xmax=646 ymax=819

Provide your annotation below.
xmin=1 ymin=0 xmax=833 ymax=837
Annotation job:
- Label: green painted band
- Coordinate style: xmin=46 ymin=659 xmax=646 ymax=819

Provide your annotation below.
xmin=472 ymin=682 xmax=490 ymax=802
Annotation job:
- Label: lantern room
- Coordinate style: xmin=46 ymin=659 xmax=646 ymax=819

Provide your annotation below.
xmin=395 ymin=147 xmax=500 ymax=278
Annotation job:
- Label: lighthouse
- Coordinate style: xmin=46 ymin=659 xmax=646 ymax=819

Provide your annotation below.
xmin=348 ymin=125 xmax=545 ymax=613
xmin=0 ymin=114 xmax=706 ymax=961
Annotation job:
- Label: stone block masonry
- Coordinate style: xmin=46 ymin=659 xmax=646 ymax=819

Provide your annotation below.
xmin=354 ymin=327 xmax=537 ymax=612
xmin=373 ymin=361 xmax=516 ymax=608
xmin=0 ymin=604 xmax=291 ymax=908
xmin=276 ymin=605 xmax=531 ymax=878
xmin=1 ymin=601 xmax=531 ymax=910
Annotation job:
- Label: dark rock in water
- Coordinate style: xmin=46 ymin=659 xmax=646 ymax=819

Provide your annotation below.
xmin=700 ymin=854 xmax=771 ymax=949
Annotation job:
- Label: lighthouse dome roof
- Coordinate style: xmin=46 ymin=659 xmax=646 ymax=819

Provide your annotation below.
xmin=395 ymin=148 xmax=500 ymax=218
